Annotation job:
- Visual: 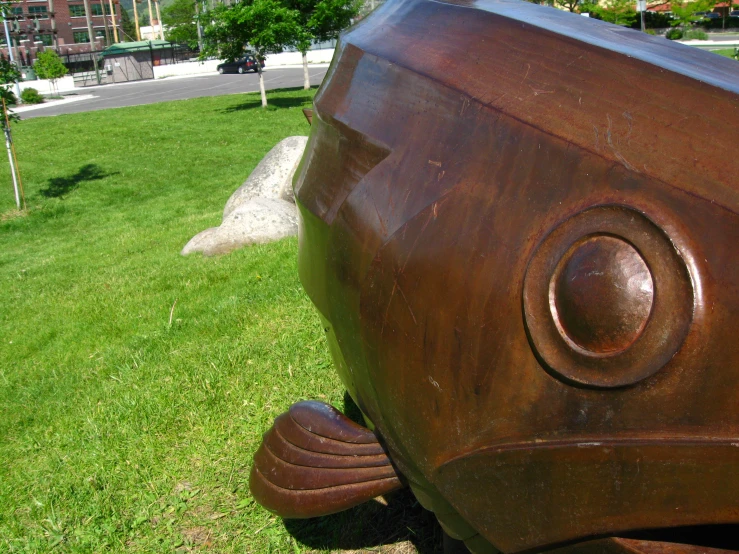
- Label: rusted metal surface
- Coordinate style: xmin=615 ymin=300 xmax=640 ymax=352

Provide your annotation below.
xmin=249 ymin=0 xmax=739 ymax=551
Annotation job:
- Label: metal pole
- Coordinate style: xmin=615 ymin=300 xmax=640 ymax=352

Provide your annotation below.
xmin=4 ymin=98 xmax=24 ymax=210
xmin=133 ymin=0 xmax=141 ymax=40
xmin=2 ymin=19 xmax=22 ymax=100
xmin=81 ymin=0 xmax=101 ymax=83
xmin=2 ymin=101 xmax=19 ymax=210
xmin=641 ymin=9 xmax=645 ymax=32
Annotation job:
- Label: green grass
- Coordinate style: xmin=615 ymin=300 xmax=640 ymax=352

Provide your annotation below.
xmin=713 ymin=48 xmax=738 ymax=59
xmin=0 ymin=89 xmax=440 ymax=553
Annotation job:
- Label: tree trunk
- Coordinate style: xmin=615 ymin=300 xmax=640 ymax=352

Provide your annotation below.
xmin=302 ymin=51 xmax=310 ymax=90
xmin=259 ymin=68 xmax=267 ymax=107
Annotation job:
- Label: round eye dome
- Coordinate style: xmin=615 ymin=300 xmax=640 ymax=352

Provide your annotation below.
xmin=551 ymin=235 xmax=653 ymax=356
xmin=523 ymin=205 xmax=693 ymax=388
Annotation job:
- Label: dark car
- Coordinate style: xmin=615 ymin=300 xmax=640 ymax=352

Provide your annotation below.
xmin=216 ymin=54 xmax=265 ymax=74
xmin=729 ymin=9 xmax=739 ymax=16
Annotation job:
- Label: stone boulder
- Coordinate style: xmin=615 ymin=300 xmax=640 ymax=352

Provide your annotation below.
xmin=182 ymin=136 xmax=308 ymax=257
xmin=181 ymin=197 xmax=298 ymax=257
xmin=223 ymin=135 xmax=308 ymax=217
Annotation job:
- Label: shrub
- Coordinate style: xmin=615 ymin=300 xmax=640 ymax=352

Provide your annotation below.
xmin=20 ymin=87 xmax=44 ymax=104
xmin=683 ymin=29 xmax=708 ymax=39
xmin=666 ymin=27 xmax=683 ymax=39
xmin=645 ymin=29 xmax=657 ymax=35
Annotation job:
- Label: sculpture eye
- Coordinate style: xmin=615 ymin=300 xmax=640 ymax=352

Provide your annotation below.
xmin=550 ymin=234 xmax=654 ymax=356
xmin=523 ymin=205 xmax=693 ymax=388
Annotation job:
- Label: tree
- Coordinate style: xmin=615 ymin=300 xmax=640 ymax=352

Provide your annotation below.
xmin=555 ymin=0 xmax=580 ymax=12
xmin=120 ymin=8 xmax=138 ymax=41
xmin=284 ymin=0 xmax=358 ymax=89
xmin=670 ymin=0 xmax=716 ymax=27
xmin=202 ymin=0 xmax=303 ymax=107
xmin=162 ymin=0 xmax=199 ymax=48
xmin=34 ymin=50 xmax=68 ymax=97
xmin=588 ymin=0 xmax=638 ymax=26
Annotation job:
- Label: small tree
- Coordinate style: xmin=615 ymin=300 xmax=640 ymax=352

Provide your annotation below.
xmin=34 ymin=51 xmax=68 ymax=97
xmin=285 ymin=0 xmax=359 ymax=89
xmin=202 ymin=0 xmax=303 ymax=107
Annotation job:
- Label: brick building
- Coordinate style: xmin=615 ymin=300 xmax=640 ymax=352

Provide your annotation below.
xmin=1 ymin=0 xmax=123 ymax=61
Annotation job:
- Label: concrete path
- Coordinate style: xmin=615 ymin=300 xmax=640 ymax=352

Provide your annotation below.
xmin=19 ymin=65 xmax=330 ymax=119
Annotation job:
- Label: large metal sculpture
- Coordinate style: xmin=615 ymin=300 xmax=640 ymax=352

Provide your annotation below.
xmin=249 ymin=0 xmax=739 ymax=552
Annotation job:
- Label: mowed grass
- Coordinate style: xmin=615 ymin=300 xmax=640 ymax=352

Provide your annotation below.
xmin=0 ymin=90 xmax=440 ymax=553
xmin=713 ymin=48 xmax=738 ymax=59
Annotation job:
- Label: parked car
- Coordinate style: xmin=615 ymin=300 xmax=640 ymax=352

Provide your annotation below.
xmin=704 ymin=11 xmax=721 ymax=19
xmin=729 ymin=9 xmax=739 ymax=17
xmin=217 ymin=54 xmax=265 ymax=74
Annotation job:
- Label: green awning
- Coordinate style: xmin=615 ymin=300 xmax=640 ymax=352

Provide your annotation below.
xmin=101 ymin=40 xmax=172 ymax=56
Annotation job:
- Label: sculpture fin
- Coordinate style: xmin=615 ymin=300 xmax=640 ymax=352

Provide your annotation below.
xmin=249 ymin=400 xmax=403 ymax=519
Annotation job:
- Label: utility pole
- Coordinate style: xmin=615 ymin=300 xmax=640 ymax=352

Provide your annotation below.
xmin=133 ymin=0 xmax=141 ymax=40
xmin=154 ymin=0 xmax=164 ymax=40
xmin=146 ymin=0 xmax=154 ymax=38
xmin=47 ymin=0 xmax=58 ymax=48
xmin=108 ymin=0 xmax=118 ymax=42
xmin=81 ymin=0 xmax=101 ymax=83
xmin=102 ymin=4 xmax=111 ymax=45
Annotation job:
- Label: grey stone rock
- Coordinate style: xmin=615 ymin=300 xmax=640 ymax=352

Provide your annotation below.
xmin=181 ymin=197 xmax=298 ymax=257
xmin=223 ymin=136 xmax=308 ymax=218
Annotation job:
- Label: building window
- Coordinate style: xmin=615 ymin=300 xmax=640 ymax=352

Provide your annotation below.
xmin=11 ymin=7 xmax=24 ymax=19
xmin=36 ymin=34 xmax=53 ymax=45
xmin=73 ymin=30 xmax=89 ymax=43
xmin=95 ymin=29 xmax=105 ymax=37
xmin=69 ymin=4 xmax=86 ymax=16
xmin=90 ymin=3 xmax=112 ymax=16
xmin=28 ymin=5 xmax=48 ymax=18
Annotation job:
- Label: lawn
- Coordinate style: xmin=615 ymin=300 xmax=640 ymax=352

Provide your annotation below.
xmin=0 ymin=89 xmax=440 ymax=553
xmin=712 ymin=48 xmax=738 ymax=59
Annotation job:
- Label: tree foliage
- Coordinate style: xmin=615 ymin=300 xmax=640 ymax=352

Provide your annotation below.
xmin=34 ymin=51 xmax=68 ymax=82
xmin=202 ymin=0 xmax=303 ymax=62
xmin=284 ymin=0 xmax=359 ymax=52
xmin=35 ymin=50 xmax=68 ymax=97
xmin=586 ymin=0 xmax=638 ymax=26
xmin=120 ymin=7 xmax=138 ymax=41
xmin=162 ymin=0 xmax=200 ymax=48
xmin=670 ymin=0 xmax=716 ymax=27
xmin=0 ymin=58 xmax=21 ymax=116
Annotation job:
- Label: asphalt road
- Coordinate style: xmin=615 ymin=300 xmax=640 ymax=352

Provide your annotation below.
xmin=19 ymin=65 xmax=330 ymax=119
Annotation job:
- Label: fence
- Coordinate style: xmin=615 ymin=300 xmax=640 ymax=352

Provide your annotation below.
xmin=60 ymin=42 xmax=198 ymax=76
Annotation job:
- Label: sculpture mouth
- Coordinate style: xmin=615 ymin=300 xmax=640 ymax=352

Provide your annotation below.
xmin=433 ymin=435 xmax=739 ymax=553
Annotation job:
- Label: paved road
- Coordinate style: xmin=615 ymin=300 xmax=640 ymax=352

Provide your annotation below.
xmin=20 ymin=65 xmax=329 ymax=118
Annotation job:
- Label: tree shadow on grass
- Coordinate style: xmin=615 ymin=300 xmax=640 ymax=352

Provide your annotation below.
xmin=39 ymin=163 xmax=116 ymax=198
xmin=222 ymin=87 xmax=317 ymax=113
xmin=283 ymin=392 xmax=444 ymax=553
